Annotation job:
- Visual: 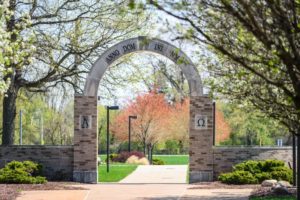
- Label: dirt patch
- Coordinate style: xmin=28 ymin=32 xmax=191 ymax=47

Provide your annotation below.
xmin=0 ymin=182 xmax=86 ymax=200
xmin=188 ymin=181 xmax=260 ymax=190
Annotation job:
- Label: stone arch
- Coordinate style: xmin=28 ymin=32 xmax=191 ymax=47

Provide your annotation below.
xmin=73 ymin=37 xmax=214 ymax=183
xmin=84 ymin=36 xmax=203 ymax=96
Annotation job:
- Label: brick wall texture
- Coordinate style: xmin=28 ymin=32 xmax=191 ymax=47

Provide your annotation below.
xmin=73 ymin=95 xmax=98 ymax=182
xmin=189 ymin=96 xmax=214 ymax=172
xmin=73 ymin=95 xmax=97 ymax=172
xmin=213 ymin=147 xmax=292 ymax=179
xmin=0 ymin=145 xmax=73 ymax=180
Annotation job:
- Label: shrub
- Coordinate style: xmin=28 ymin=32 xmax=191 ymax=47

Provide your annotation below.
xmin=255 ymin=172 xmax=272 ymax=183
xmin=152 ymin=158 xmax=165 ymax=165
xmin=271 ymin=170 xmax=292 ymax=183
xmin=234 ymin=160 xmax=261 ymax=174
xmin=110 ymin=153 xmax=118 ymax=160
xmin=137 ymin=158 xmax=150 ymax=165
xmin=126 ymin=155 xmax=139 ymax=164
xmin=126 ymin=155 xmax=149 ymax=165
xmin=218 ymin=171 xmax=258 ymax=184
xmin=112 ymin=151 xmax=145 ymax=163
xmin=262 ymin=160 xmax=285 ymax=172
xmin=218 ymin=160 xmax=292 ymax=185
xmin=0 ymin=161 xmax=47 ymax=184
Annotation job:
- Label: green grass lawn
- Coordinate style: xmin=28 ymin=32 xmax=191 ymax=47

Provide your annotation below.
xmin=98 ymin=164 xmax=137 ymax=182
xmin=99 ymin=154 xmax=189 ymax=165
xmin=97 ymin=154 xmax=189 ymax=182
xmin=153 ymin=155 xmax=189 ymax=165
xmin=250 ymin=197 xmax=295 ymax=200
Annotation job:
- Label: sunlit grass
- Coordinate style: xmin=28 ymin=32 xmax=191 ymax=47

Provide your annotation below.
xmin=98 ymin=164 xmax=137 ymax=182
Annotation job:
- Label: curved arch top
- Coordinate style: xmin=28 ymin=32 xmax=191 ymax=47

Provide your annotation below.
xmin=84 ymin=36 xmax=203 ymax=96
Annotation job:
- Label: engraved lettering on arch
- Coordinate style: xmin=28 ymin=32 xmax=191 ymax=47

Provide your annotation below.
xmin=170 ymin=50 xmax=180 ymax=62
xmin=105 ymin=49 xmax=120 ymax=64
xmin=169 ymin=50 xmax=189 ymax=65
xmin=154 ymin=43 xmax=164 ymax=52
xmin=122 ymin=43 xmax=136 ymax=53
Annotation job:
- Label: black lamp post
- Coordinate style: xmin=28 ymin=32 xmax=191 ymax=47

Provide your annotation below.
xmin=128 ymin=115 xmax=137 ymax=152
xmin=106 ymin=105 xmax=119 ymax=173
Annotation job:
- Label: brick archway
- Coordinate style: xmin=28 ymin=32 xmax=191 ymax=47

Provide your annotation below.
xmin=73 ymin=36 xmax=214 ymax=183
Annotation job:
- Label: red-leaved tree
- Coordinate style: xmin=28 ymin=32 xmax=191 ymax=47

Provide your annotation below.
xmin=215 ymin=109 xmax=231 ymax=144
xmin=164 ymin=99 xmax=189 ymax=153
xmin=111 ymin=91 xmax=170 ymax=162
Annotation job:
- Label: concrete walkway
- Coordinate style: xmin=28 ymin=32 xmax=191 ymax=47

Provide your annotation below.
xmin=16 ymin=184 xmax=253 ymax=200
xmin=16 ymin=165 xmax=252 ymax=199
xmin=120 ymin=165 xmax=188 ymax=183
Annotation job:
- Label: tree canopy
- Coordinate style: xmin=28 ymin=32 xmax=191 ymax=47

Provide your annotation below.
xmin=149 ymin=0 xmax=300 ymax=135
xmin=1 ymin=0 xmax=146 ymax=144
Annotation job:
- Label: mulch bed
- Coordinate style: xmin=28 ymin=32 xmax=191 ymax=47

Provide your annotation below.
xmin=189 ymin=182 xmax=296 ymax=198
xmin=250 ymin=186 xmax=297 ymax=198
xmin=0 ymin=182 xmax=87 ymax=200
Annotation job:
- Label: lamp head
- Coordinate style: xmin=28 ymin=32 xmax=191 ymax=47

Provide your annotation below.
xmin=129 ymin=115 xmax=137 ymax=119
xmin=108 ymin=106 xmax=119 ymax=110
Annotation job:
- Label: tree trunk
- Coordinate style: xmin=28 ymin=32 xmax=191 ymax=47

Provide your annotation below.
xmin=2 ymin=86 xmax=19 ymax=145
xmin=143 ymin=137 xmax=146 ymax=155
xmin=297 ymin=133 xmax=300 ymax=199
xmin=150 ymin=144 xmax=155 ymax=163
xmin=293 ymin=134 xmax=296 ymax=186
xmin=147 ymin=144 xmax=150 ymax=163
xmin=179 ymin=140 xmax=183 ymax=154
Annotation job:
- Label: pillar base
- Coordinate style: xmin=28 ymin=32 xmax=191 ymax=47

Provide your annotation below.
xmin=189 ymin=171 xmax=213 ymax=183
xmin=73 ymin=171 xmax=98 ymax=183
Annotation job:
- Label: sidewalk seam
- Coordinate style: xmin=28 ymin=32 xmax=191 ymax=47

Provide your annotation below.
xmin=83 ymin=190 xmax=91 ymax=200
xmin=177 ymin=186 xmax=187 ymax=200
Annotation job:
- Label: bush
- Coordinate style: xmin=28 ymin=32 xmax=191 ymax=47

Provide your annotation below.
xmin=126 ymin=155 xmax=139 ymax=164
xmin=0 ymin=161 xmax=47 ymax=184
xmin=138 ymin=157 xmax=150 ymax=165
xmin=126 ymin=156 xmax=149 ymax=165
xmin=263 ymin=160 xmax=285 ymax=171
xmin=234 ymin=160 xmax=261 ymax=174
xmin=152 ymin=158 xmax=165 ymax=165
xmin=271 ymin=170 xmax=292 ymax=183
xmin=219 ymin=171 xmax=258 ymax=184
xmin=218 ymin=160 xmax=292 ymax=185
xmin=111 ymin=151 xmax=145 ymax=163
xmin=108 ymin=153 xmax=118 ymax=162
xmin=255 ymin=172 xmax=272 ymax=183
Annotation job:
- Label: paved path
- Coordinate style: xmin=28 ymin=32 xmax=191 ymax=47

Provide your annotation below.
xmin=16 ymin=184 xmax=252 ymax=200
xmin=120 ymin=165 xmax=188 ymax=184
xmin=17 ymin=190 xmax=88 ymax=200
xmin=181 ymin=188 xmax=252 ymax=200
xmin=16 ymin=165 xmax=252 ymax=200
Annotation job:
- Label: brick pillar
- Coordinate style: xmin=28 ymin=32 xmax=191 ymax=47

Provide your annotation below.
xmin=189 ymin=96 xmax=214 ymax=183
xmin=73 ymin=95 xmax=98 ymax=183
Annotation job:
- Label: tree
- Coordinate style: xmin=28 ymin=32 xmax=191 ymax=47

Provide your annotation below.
xmin=215 ymin=108 xmax=231 ymax=144
xmin=165 ymin=98 xmax=189 ymax=153
xmin=148 ymin=0 xmax=300 ymax=136
xmin=218 ymin=102 xmax=288 ymax=146
xmin=1 ymin=0 xmax=145 ymax=144
xmin=0 ymin=1 xmax=14 ymax=93
xmin=111 ymin=90 xmax=170 ymax=162
xmin=148 ymin=2 xmax=300 ymax=192
xmin=97 ymin=105 xmax=119 ymax=154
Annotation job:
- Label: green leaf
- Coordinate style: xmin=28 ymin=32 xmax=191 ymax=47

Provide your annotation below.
xmin=128 ymin=0 xmax=136 ymax=10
